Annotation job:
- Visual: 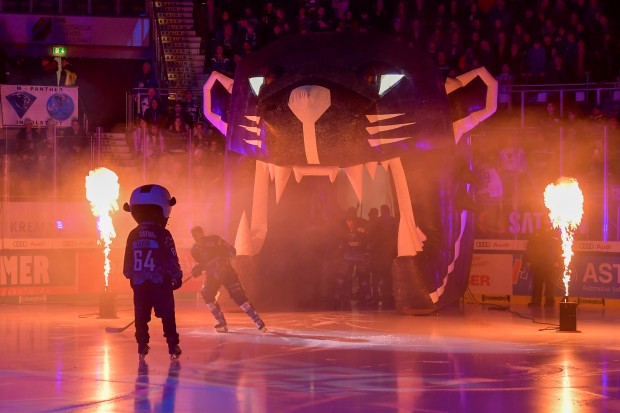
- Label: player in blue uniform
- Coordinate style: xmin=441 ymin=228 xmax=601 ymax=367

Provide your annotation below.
xmin=335 ymin=208 xmax=372 ymax=309
xmin=190 ymin=226 xmax=266 ymax=333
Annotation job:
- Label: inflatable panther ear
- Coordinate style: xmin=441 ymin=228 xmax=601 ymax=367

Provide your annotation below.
xmin=445 ymin=67 xmax=498 ymax=143
xmin=203 ymin=70 xmax=234 ymax=137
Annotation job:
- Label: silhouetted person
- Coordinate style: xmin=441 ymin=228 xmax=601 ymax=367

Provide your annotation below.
xmin=525 ymin=223 xmax=562 ymax=307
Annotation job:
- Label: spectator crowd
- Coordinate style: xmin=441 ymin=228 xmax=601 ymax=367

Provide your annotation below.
xmin=2 ymin=0 xmax=619 ymax=225
xmin=196 ymin=0 xmax=619 ymax=85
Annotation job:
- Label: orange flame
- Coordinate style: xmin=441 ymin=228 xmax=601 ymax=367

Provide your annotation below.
xmin=543 ymin=177 xmax=584 ymax=297
xmin=85 ymin=168 xmax=120 ymax=288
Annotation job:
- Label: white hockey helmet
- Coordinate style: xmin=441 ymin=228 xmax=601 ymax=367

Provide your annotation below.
xmin=123 ymin=184 xmax=177 ymax=218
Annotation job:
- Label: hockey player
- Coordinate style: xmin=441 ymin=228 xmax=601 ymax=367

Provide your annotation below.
xmin=190 ymin=226 xmax=266 ymax=333
xmin=123 ymin=184 xmax=183 ymax=360
xmin=335 ymin=207 xmax=372 ymax=309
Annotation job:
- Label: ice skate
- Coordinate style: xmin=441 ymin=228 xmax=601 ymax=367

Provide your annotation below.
xmin=214 ymin=323 xmax=228 ymax=333
xmin=138 ymin=344 xmax=150 ymax=361
xmin=138 ymin=359 xmax=149 ymax=375
xmin=255 ymin=319 xmax=267 ymax=333
xmin=169 ymin=345 xmax=182 ymax=360
xmin=241 ymin=301 xmax=266 ymax=332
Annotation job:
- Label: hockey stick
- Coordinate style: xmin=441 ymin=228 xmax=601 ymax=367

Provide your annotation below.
xmin=105 ymin=320 xmax=135 ymax=333
xmin=105 ymin=276 xmax=193 ymax=333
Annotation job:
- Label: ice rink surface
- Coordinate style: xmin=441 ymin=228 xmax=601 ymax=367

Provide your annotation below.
xmin=1 ymin=299 xmax=619 ymax=413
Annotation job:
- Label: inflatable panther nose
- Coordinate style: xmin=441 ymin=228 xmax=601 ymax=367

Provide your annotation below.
xmin=288 ymin=85 xmax=331 ymax=165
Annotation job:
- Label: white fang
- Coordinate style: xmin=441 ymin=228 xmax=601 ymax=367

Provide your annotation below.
xmin=235 ymin=212 xmax=252 ymax=256
xmin=245 ymin=115 xmax=261 ymax=123
xmin=344 ymin=165 xmax=364 ymax=202
xmin=388 ymin=157 xmax=426 ymax=256
xmin=273 ymin=165 xmax=292 ymax=204
xmin=365 ymin=162 xmax=378 ymax=179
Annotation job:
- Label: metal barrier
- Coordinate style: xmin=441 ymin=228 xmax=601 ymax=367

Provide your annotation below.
xmin=471 ymin=123 xmax=619 ymax=241
xmin=3 ymin=82 xmax=619 ymax=241
xmin=497 ymin=82 xmax=620 ymax=127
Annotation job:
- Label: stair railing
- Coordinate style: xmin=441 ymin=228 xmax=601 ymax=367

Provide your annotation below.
xmin=149 ymin=0 xmax=169 ymax=91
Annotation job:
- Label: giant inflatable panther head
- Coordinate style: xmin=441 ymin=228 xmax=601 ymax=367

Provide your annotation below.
xmin=204 ymin=33 xmax=497 ymax=313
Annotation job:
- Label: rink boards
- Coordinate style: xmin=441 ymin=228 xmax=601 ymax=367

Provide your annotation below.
xmin=1 ymin=236 xmax=619 ymax=304
xmin=470 ymin=239 xmax=620 ymax=306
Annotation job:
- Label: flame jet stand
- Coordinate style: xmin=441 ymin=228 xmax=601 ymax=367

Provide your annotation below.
xmin=559 ymin=296 xmax=579 ymax=332
xmin=543 ymin=177 xmax=584 ymax=334
xmin=99 ymin=288 xmax=118 ymax=319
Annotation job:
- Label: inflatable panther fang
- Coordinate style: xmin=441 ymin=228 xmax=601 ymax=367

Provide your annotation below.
xmin=204 ymin=32 xmax=497 ymax=313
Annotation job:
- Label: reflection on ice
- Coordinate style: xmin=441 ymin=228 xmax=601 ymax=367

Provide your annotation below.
xmin=0 ymin=302 xmax=619 ymax=413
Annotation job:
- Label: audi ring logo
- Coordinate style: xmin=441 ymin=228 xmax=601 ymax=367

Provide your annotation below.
xmin=12 ymin=241 xmax=29 ymax=247
xmin=475 ymin=241 xmax=492 ymax=248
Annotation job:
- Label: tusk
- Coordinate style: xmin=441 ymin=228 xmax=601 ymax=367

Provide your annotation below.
xmin=234 ymin=211 xmax=252 ymax=256
xmin=388 ymin=157 xmax=426 ymax=256
xmin=243 ymin=160 xmax=270 ymax=255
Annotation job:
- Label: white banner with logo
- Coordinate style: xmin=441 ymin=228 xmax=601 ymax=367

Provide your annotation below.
xmin=1 ymin=84 xmax=79 ymax=127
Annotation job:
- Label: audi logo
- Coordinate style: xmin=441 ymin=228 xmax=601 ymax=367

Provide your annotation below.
xmin=12 ymin=241 xmax=29 ymax=247
xmin=475 ymin=241 xmax=492 ymax=248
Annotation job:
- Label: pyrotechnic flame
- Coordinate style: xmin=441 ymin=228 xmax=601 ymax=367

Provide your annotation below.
xmin=85 ymin=168 xmax=120 ymax=288
xmin=543 ymin=177 xmax=584 ymax=298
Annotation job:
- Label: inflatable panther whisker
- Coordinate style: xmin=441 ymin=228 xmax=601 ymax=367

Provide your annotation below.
xmin=204 ymin=33 xmax=497 ymax=313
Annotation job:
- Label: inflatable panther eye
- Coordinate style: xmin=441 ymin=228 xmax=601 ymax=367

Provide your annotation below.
xmin=249 ymin=76 xmax=264 ymax=96
xmin=355 ymin=62 xmax=404 ymax=95
xmin=203 ymin=33 xmax=497 ymax=313
xmin=378 ymin=73 xmax=404 ymax=96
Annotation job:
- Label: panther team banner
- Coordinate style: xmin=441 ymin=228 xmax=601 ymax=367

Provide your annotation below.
xmin=1 ymin=84 xmax=79 ymax=127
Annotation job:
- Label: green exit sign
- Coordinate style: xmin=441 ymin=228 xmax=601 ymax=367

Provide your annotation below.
xmin=52 ymin=46 xmax=67 ymax=57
